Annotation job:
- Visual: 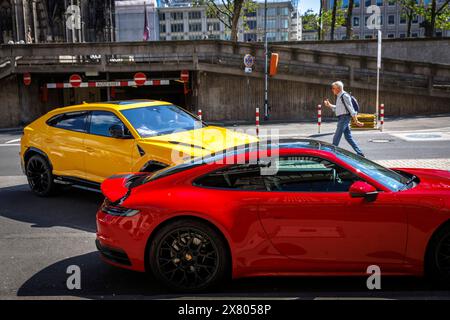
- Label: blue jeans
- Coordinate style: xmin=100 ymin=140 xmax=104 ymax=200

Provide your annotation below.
xmin=332 ymin=115 xmax=364 ymax=156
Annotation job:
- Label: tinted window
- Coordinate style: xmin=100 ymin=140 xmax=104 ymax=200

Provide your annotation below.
xmin=194 ymin=156 xmax=360 ymax=192
xmin=266 ymin=156 xmax=360 ymax=192
xmin=89 ymin=111 xmax=130 ymax=137
xmin=47 ymin=112 xmax=87 ymax=132
xmin=121 ymin=105 xmax=204 ymax=138
xmin=195 ymin=164 xmax=268 ymax=191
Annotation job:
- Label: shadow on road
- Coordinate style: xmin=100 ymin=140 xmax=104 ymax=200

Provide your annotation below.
xmin=0 ymin=184 xmax=102 ymax=232
xmin=16 ymin=251 xmax=450 ymax=300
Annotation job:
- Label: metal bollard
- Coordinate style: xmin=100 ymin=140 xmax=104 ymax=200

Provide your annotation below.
xmin=380 ymin=104 xmax=384 ymax=132
xmin=317 ymin=104 xmax=322 ymax=134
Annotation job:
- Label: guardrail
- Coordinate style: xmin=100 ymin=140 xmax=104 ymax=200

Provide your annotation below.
xmin=1 ymin=40 xmax=450 ymax=94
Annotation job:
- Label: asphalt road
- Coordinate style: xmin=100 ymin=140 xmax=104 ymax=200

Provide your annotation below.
xmin=1 ymin=115 xmax=450 ymax=300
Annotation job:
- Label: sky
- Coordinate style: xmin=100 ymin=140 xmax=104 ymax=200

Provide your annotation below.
xmin=299 ymin=0 xmax=321 ymax=13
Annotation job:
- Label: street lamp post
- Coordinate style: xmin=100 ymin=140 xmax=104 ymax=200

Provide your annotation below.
xmin=263 ymin=0 xmax=269 ymax=121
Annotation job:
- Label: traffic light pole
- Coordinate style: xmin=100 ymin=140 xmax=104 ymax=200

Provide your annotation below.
xmin=264 ymin=0 xmax=269 ymax=121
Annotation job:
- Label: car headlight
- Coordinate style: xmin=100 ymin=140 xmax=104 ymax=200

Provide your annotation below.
xmin=101 ymin=199 xmax=140 ymax=217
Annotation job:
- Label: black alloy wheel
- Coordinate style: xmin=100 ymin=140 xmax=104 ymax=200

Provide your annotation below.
xmin=149 ymin=219 xmax=228 ymax=292
xmin=26 ymin=154 xmax=56 ymax=196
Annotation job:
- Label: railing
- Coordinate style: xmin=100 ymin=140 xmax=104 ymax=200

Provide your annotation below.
xmin=1 ymin=40 xmax=450 ymax=93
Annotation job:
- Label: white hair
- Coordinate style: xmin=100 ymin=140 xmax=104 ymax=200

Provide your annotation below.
xmin=332 ymin=81 xmax=344 ymax=90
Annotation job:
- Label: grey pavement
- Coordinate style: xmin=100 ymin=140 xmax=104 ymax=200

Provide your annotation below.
xmin=1 ymin=114 xmax=450 ymax=299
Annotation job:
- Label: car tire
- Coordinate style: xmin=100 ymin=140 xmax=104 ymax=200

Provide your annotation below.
xmin=26 ymin=154 xmax=57 ymax=197
xmin=149 ymin=218 xmax=229 ymax=292
xmin=425 ymin=224 xmax=450 ymax=286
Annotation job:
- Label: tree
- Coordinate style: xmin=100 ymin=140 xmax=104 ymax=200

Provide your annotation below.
xmin=330 ymin=0 xmax=338 ymax=40
xmin=416 ymin=0 xmax=450 ymax=37
xmin=321 ymin=0 xmax=346 ymax=40
xmin=345 ymin=0 xmax=355 ymax=39
xmin=318 ymin=0 xmax=325 ymax=40
xmin=193 ymin=0 xmax=257 ymax=42
xmin=399 ymin=0 xmax=421 ymax=37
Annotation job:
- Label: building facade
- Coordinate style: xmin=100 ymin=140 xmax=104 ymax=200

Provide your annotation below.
xmin=115 ymin=0 xmax=158 ymax=41
xmin=157 ymin=1 xmax=295 ymax=42
xmin=0 ymin=0 xmax=115 ymax=44
xmin=324 ymin=0 xmax=450 ymax=40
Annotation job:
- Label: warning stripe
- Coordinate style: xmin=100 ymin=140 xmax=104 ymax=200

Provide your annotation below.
xmin=46 ymin=79 xmax=170 ymax=89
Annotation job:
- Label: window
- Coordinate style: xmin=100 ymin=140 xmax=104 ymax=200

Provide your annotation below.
xmin=388 ymin=33 xmax=395 ymax=38
xmin=244 ymin=33 xmax=257 ymax=42
xmin=365 ymin=0 xmax=371 ymax=6
xmin=188 ymin=11 xmax=201 ymax=20
xmin=159 ymin=13 xmax=165 ymax=21
xmin=400 ymin=12 xmax=406 ymax=24
xmin=170 ymin=12 xmax=183 ymax=20
xmin=279 ymin=7 xmax=289 ymax=15
xmin=159 ymin=24 xmax=166 ymax=33
xmin=280 ymin=32 xmax=289 ymax=41
xmin=412 ymin=15 xmax=419 ymax=23
xmin=89 ymin=111 xmax=130 ymax=137
xmin=412 ymin=32 xmax=418 ymax=37
xmin=189 ymin=23 xmax=202 ymax=32
xmin=399 ymin=33 xmax=406 ymax=38
xmin=120 ymin=105 xmax=205 ymax=138
xmin=47 ymin=112 xmax=88 ymax=133
xmin=194 ymin=164 xmax=268 ymax=191
xmin=194 ymin=156 xmax=361 ymax=192
xmin=355 ymin=0 xmax=360 ymax=7
xmin=266 ymin=32 xmax=277 ymax=41
xmin=267 ymin=19 xmax=276 ymax=29
xmin=353 ymin=17 xmax=360 ymax=27
xmin=281 ymin=19 xmax=289 ymax=29
xmin=376 ymin=0 xmax=383 ymax=6
xmin=247 ymin=20 xmax=257 ymax=30
xmin=267 ymin=8 xmax=277 ymax=16
xmin=207 ymin=22 xmax=220 ymax=31
xmin=171 ymin=23 xmax=184 ymax=33
xmin=388 ymin=0 xmax=395 ymax=5
xmin=365 ymin=34 xmax=373 ymax=39
xmin=189 ymin=35 xmax=203 ymax=40
xmin=388 ymin=15 xmax=395 ymax=25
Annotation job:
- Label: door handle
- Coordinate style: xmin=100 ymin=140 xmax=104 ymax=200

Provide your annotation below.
xmin=45 ymin=138 xmax=53 ymax=143
xmin=85 ymin=146 xmax=95 ymax=153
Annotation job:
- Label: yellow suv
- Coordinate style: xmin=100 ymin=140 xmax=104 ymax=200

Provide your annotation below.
xmin=20 ymin=100 xmax=257 ymax=196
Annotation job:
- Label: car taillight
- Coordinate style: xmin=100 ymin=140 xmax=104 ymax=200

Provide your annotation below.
xmin=101 ymin=199 xmax=140 ymax=217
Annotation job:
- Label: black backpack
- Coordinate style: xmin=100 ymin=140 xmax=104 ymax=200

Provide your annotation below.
xmin=341 ymin=92 xmax=360 ymax=113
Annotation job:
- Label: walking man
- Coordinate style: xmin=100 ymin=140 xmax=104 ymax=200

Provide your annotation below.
xmin=323 ymin=81 xmax=365 ymax=157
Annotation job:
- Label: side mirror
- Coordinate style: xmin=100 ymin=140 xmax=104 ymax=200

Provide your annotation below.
xmin=349 ymin=181 xmax=378 ymax=201
xmin=109 ymin=124 xmax=128 ymax=139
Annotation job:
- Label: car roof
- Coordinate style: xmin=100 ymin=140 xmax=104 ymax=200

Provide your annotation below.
xmin=149 ymin=139 xmax=339 ymax=181
xmin=46 ymin=99 xmax=173 ymax=115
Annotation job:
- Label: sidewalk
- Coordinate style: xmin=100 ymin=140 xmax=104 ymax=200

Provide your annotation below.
xmin=223 ymin=113 xmax=450 ymax=138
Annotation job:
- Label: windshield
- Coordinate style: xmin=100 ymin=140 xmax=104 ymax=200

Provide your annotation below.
xmin=333 ymin=147 xmax=410 ymax=191
xmin=121 ymin=105 xmax=205 ymax=138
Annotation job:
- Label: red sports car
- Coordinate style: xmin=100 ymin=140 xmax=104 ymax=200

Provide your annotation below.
xmin=96 ymin=140 xmax=450 ymax=291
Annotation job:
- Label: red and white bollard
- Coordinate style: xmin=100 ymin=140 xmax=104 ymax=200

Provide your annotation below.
xmin=197 ymin=109 xmax=202 ymax=121
xmin=256 ymin=107 xmax=260 ymax=137
xmin=317 ymin=104 xmax=322 ymax=134
xmin=379 ymin=104 xmax=384 ymax=132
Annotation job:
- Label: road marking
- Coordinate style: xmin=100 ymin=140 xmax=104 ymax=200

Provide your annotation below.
xmin=0 ymin=144 xmax=20 ymax=146
xmin=5 ymin=138 xmax=20 ymax=144
xmin=390 ymin=131 xmax=450 ymax=142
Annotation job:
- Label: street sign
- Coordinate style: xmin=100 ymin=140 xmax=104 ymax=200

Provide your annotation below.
xmin=69 ymin=74 xmax=82 ymax=87
xmin=23 ymin=73 xmax=31 ymax=86
xmin=244 ymin=54 xmax=255 ymax=68
xmin=134 ymin=72 xmax=147 ymax=86
xmin=180 ymin=70 xmax=189 ymax=82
